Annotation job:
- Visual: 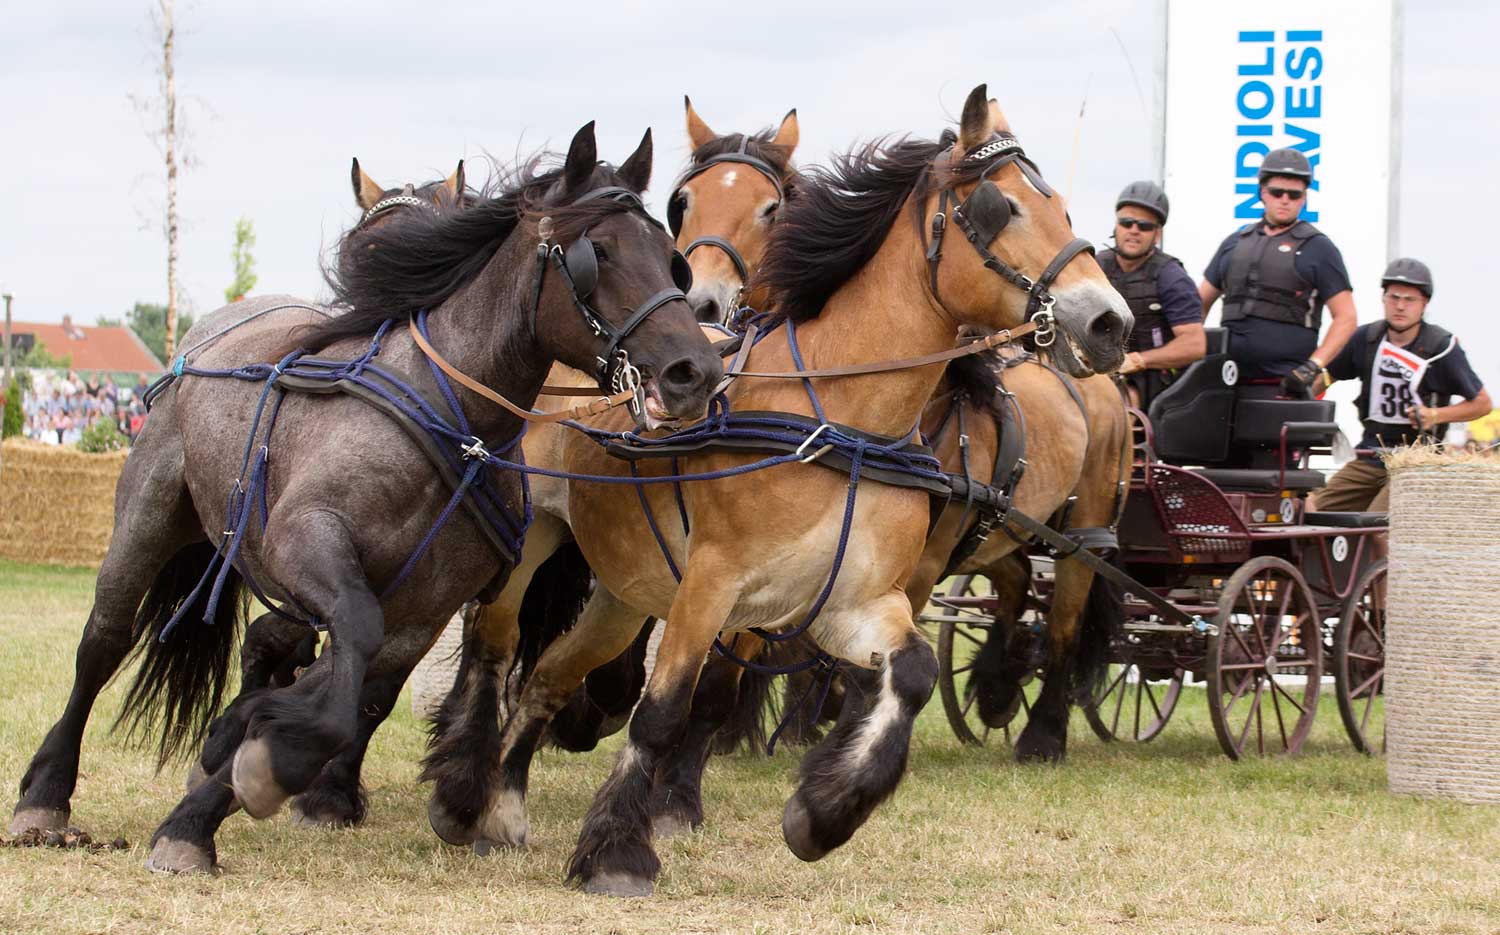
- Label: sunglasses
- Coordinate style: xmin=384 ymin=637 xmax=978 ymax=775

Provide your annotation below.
xmin=1116 ymin=217 xmax=1160 ymax=232
xmin=1264 ymin=186 xmax=1306 ymax=201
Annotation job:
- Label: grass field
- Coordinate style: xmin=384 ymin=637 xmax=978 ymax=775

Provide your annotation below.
xmin=1 ymin=559 xmax=1497 ymax=934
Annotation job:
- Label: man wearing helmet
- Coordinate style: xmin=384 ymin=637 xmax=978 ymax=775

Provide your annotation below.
xmin=1310 ymin=258 xmax=1491 ymax=513
xmin=1198 ymin=148 xmax=1357 ymax=397
xmin=1098 ymin=181 xmax=1206 ymax=408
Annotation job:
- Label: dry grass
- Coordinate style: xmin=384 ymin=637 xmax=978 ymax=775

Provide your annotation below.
xmin=1 ymin=559 xmax=1497 ymax=934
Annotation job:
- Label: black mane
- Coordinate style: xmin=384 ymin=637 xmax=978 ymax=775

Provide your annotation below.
xmin=305 ymin=160 xmax=642 ymax=352
xmin=757 ymin=130 xmax=993 ymax=322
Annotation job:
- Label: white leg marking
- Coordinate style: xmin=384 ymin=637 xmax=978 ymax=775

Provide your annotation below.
xmin=845 ymin=663 xmax=901 ymax=770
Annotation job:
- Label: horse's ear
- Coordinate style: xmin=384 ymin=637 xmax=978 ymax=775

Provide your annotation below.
xmin=563 ymin=121 xmax=599 ymax=194
xmin=987 ymin=98 xmax=1013 ymax=135
xmin=958 ymin=84 xmax=992 ymax=154
xmin=684 ymin=95 xmax=716 ymax=150
xmin=441 ymin=159 xmax=465 ymax=205
xmin=351 ymin=157 xmax=385 ymax=211
xmin=618 ymin=128 xmax=653 ymax=194
xmin=771 ymin=108 xmax=800 ymax=152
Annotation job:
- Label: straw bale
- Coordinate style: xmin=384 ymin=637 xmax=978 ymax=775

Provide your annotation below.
xmin=0 ymin=438 xmax=127 ymax=567
xmin=411 ymin=611 xmax=465 ymax=720
xmin=1385 ymin=451 xmax=1500 ymax=804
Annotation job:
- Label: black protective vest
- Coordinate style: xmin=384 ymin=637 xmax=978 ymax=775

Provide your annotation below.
xmin=1097 ymin=247 xmax=1183 ymax=352
xmin=1221 ymin=220 xmax=1323 ymax=331
xmin=1352 ymin=320 xmax=1457 ymax=448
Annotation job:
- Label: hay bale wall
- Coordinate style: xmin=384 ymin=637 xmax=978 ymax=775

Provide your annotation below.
xmin=0 ymin=438 xmax=127 ymax=566
xmin=1385 ymin=447 xmax=1500 ymax=804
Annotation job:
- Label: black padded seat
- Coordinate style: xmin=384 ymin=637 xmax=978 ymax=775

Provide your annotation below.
xmin=1191 ymin=468 xmax=1327 ymax=492
xmin=1303 ymin=511 xmax=1388 ymax=528
xmin=1233 ymin=398 xmax=1336 ymax=445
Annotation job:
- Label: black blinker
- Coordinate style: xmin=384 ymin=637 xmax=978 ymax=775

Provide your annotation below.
xmin=671 ymin=251 xmax=693 ymax=293
xmin=667 ymin=192 xmax=686 ymax=238
xmin=960 ymin=181 xmax=1012 ymax=246
xmin=564 ymin=236 xmax=598 ymax=297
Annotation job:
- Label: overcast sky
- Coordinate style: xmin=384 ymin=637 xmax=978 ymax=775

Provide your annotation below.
xmin=4 ymin=0 xmax=1496 ymax=393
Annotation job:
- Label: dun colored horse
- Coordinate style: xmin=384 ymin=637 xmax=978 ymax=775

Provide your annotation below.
xmin=9 ymin=123 xmax=722 ymax=874
xmin=425 ymin=85 xmax=1131 ymax=896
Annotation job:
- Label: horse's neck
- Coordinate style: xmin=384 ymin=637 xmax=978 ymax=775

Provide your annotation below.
xmin=741 ymin=219 xmax=954 ymax=437
xmin=407 ymin=243 xmax=545 ymax=443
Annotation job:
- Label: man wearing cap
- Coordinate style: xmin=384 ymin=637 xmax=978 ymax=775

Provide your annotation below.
xmin=1198 ymin=148 xmax=1357 ymax=398
xmin=1098 ymin=181 xmax=1206 ymax=409
xmin=1310 ymin=258 xmax=1491 ymax=513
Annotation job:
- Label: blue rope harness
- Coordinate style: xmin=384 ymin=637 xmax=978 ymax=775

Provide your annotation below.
xmin=154 ymin=313 xmax=530 ymax=642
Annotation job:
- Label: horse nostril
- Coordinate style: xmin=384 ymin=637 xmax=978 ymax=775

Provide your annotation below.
xmin=1091 ymin=312 xmax=1125 ymax=340
xmin=661 ymin=358 xmax=705 ymax=392
xmin=692 ymin=296 xmax=721 ymax=325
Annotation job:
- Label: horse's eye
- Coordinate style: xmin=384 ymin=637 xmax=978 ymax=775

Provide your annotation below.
xmin=761 ymin=202 xmax=779 ymax=219
xmin=592 ymin=243 xmax=608 ymax=262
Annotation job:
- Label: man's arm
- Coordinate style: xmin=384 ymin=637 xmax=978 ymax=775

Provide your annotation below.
xmin=1198 ymin=280 xmax=1221 ymax=321
xmin=1121 ymin=323 xmax=1207 ymax=374
xmin=1310 ymin=289 xmax=1357 ymax=368
xmin=1410 ymin=389 xmax=1493 ymax=432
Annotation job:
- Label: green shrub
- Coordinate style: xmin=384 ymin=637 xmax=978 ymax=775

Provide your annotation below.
xmin=1 ymin=381 xmax=21 ymax=439
xmin=77 ymin=417 xmax=128 ymax=453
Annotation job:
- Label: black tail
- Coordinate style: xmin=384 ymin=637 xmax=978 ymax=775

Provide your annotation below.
xmin=711 ymin=633 xmax=825 ymax=755
xmin=1068 ymin=565 xmax=1121 ymax=706
xmin=512 ymin=540 xmax=593 ymax=685
xmin=114 ymin=541 xmax=248 ymax=766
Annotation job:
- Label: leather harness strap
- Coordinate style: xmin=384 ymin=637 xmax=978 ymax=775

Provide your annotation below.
xmin=725 ymin=320 xmax=1040 ymax=380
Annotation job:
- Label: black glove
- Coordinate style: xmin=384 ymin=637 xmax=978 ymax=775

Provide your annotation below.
xmin=1281 ymin=359 xmax=1322 ymax=398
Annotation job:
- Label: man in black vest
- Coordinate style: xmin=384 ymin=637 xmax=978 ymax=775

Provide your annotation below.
xmin=1098 ymin=181 xmax=1205 ymax=409
xmin=1198 ymin=148 xmax=1357 ymax=397
xmin=1311 ymin=258 xmax=1490 ymax=513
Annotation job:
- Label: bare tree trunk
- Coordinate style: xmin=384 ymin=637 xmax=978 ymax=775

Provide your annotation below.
xmin=161 ymin=0 xmax=179 ymax=361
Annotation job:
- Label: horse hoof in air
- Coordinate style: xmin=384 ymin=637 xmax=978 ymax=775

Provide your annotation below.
xmin=781 ymin=793 xmax=830 ymax=863
xmin=230 ymin=737 xmax=290 ymax=819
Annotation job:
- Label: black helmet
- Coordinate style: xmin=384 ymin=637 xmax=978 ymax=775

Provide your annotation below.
xmin=1381 ymin=257 xmax=1434 ymax=298
xmin=1116 ymin=180 xmax=1169 ymax=223
xmin=1258 ymin=147 xmax=1313 ymax=183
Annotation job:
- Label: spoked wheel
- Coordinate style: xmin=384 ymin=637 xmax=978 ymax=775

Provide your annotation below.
xmin=1334 ymin=558 xmax=1387 ymax=754
xmin=934 ymin=574 xmax=1036 ymax=746
xmin=1084 ymin=663 xmax=1184 ymax=743
xmin=1207 ymin=557 xmax=1323 ymax=759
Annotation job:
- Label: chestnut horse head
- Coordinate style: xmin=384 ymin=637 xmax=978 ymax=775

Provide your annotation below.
xmin=669 ymin=97 xmax=800 ymax=324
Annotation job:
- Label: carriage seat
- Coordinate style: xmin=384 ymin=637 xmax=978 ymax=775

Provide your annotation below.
xmin=1303 ymin=511 xmax=1388 ymax=528
xmin=1192 ymin=468 xmax=1326 ymax=492
xmin=1148 ymin=329 xmax=1235 ymax=464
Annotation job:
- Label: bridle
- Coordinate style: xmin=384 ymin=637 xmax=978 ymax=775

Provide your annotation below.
xmin=668 ymin=136 xmax=787 ymax=312
xmin=530 ymin=185 xmax=693 ymax=422
xmin=923 ymin=134 xmax=1095 ymax=349
xmin=359 ymin=183 xmax=436 ymax=227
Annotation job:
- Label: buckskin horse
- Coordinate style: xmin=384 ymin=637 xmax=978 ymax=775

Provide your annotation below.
xmin=8 ymin=122 xmax=722 ymax=874
xmin=423 ymin=85 xmax=1131 ymax=896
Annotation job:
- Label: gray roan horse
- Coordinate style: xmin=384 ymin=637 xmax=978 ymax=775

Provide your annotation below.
xmin=9 ymin=121 xmax=723 ymax=874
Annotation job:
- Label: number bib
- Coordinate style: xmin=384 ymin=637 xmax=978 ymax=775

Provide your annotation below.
xmin=1367 ymin=338 xmax=1431 ymax=424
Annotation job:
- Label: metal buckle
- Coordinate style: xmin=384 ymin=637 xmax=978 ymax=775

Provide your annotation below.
xmin=795 ymin=423 xmax=833 ymax=462
xmin=461 ymin=437 xmax=490 ymax=461
xmin=1032 ymin=304 xmax=1057 ymax=348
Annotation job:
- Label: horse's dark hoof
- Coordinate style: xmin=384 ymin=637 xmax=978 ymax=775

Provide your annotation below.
xmin=651 ymin=812 xmax=698 ymax=839
xmin=582 ymin=871 xmax=654 ymax=897
xmin=426 ymin=797 xmax=477 ymax=847
xmin=231 ymin=738 xmax=289 ymax=819
xmin=1014 ymin=732 xmax=1065 ymax=764
xmin=9 ymin=806 xmax=69 ymax=836
xmin=781 ymin=794 xmax=829 ymax=863
xmin=145 ymin=837 xmax=218 ymax=875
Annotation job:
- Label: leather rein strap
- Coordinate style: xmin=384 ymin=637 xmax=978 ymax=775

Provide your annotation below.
xmin=725 ymin=319 xmax=1039 ymax=380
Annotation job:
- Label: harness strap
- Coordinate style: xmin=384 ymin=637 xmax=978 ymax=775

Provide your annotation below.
xmin=727 ymin=320 xmax=1038 ymax=380
xmin=684 ymin=235 xmax=750 ymax=285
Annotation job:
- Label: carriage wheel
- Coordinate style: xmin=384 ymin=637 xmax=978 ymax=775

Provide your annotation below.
xmin=1334 ymin=558 xmax=1387 ymax=755
xmin=1207 ymin=557 xmax=1322 ymax=759
xmin=935 ymin=574 xmax=1039 ymax=746
xmin=1083 ymin=664 xmax=1184 ymax=743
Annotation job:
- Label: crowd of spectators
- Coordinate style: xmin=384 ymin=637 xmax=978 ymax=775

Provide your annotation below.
xmin=18 ymin=369 xmax=152 ymax=445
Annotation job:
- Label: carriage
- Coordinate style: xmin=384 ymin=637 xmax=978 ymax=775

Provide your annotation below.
xmin=926 ymin=328 xmax=1389 ymax=759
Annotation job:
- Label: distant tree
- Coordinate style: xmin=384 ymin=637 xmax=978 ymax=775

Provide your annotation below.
xmin=14 ymin=340 xmax=71 ymax=370
xmin=225 ymin=217 xmax=258 ymax=302
xmin=96 ymin=314 xmax=123 ymax=328
xmin=124 ymin=301 xmax=194 ymax=363
xmin=2 ymin=381 xmax=21 ymax=438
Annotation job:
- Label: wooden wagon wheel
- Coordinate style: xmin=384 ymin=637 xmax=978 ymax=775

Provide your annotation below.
xmin=934 ymin=574 xmax=1039 ymax=746
xmin=1334 ymin=558 xmax=1387 ymax=755
xmin=1083 ymin=662 xmax=1184 ymax=743
xmin=1206 ymin=556 xmax=1323 ymax=759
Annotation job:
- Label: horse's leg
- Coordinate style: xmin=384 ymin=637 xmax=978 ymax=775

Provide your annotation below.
xmin=145 ymin=760 xmax=242 ymax=873
xmin=288 ymin=666 xmax=409 ymax=828
xmin=189 ymin=613 xmax=317 ymax=791
xmin=12 ymin=440 xmax=197 ymax=835
xmin=647 ymin=635 xmax=760 ymax=838
xmin=420 ymin=518 xmax=569 ymax=850
xmin=781 ymin=595 xmax=938 ymax=864
xmin=225 ymin=512 xmax=386 ymax=823
xmin=432 ymin=587 xmax=645 ymax=853
xmin=547 ymin=620 xmax=653 ymax=752
xmin=567 ymin=572 xmax=739 ymax=897
xmin=971 ymin=554 xmax=1034 ymax=728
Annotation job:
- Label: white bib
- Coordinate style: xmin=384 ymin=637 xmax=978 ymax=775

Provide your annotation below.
xmin=1366 ymin=334 xmax=1453 ymax=424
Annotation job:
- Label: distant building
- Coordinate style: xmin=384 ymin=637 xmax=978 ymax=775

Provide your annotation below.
xmin=9 ymin=315 xmax=163 ymax=373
